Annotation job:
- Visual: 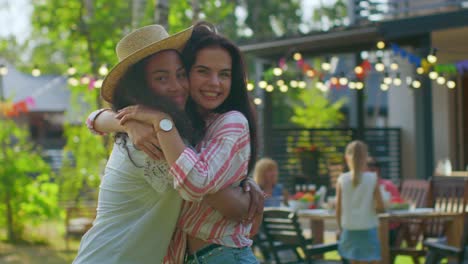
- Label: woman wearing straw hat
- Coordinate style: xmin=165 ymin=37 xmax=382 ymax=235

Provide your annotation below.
xmin=75 ymin=24 xmax=260 ymax=264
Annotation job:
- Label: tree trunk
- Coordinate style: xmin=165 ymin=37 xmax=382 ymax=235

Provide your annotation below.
xmin=191 ymin=0 xmax=200 ymax=24
xmin=132 ymin=0 xmax=147 ymax=29
xmin=5 ymin=188 xmax=15 ymax=243
xmin=154 ymin=0 xmax=169 ymax=30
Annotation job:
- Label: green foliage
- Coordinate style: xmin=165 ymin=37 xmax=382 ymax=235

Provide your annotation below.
xmin=0 ymin=119 xmax=59 ymax=243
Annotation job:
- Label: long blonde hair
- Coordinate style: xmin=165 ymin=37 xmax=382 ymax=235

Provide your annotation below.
xmin=345 ymin=140 xmax=368 ymax=187
xmin=253 ymin=158 xmax=278 ymax=189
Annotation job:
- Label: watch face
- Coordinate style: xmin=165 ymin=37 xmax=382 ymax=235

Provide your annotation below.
xmin=159 ymin=119 xmax=173 ymax=132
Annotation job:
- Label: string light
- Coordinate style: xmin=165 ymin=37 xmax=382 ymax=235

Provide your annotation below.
xmin=376 ymin=41 xmax=386 ymax=49
xmin=390 ymin=61 xmax=399 ymax=71
xmin=246 ymin=83 xmax=255 ymax=91
xmin=429 ymin=70 xmax=438 ymax=80
xmin=266 ymin=85 xmax=274 ymax=92
xmin=356 ymin=81 xmax=364 ymax=90
xmin=67 ymin=64 xmax=77 ymax=75
xmin=94 ymin=79 xmax=104 ymax=88
xmin=436 ymin=76 xmax=446 ymax=85
xmin=354 ymin=66 xmax=363 ymax=75
xmin=68 ymin=77 xmax=79 ymax=86
xmin=349 ymin=81 xmax=356 ymax=89
xmin=321 ymin=61 xmax=331 ymax=71
xmin=298 ymin=81 xmax=307 ymax=89
xmin=290 ymin=80 xmax=298 ymax=88
xmin=339 ymin=76 xmax=348 ymax=86
xmin=279 ymin=85 xmax=288 ymax=92
xmin=32 ymin=65 xmax=41 ymax=77
xmin=81 ymin=76 xmax=91 ymax=84
xmin=258 ymin=81 xmax=267 ymax=88
xmin=293 ymin=52 xmax=302 ymax=61
xmin=98 ymin=64 xmax=109 ymax=76
xmin=319 ymin=84 xmax=329 ymax=92
xmin=330 ymin=77 xmax=338 ymax=86
xmin=375 ymin=58 xmax=385 ymax=72
xmin=306 ymin=70 xmax=315 ymax=77
xmin=380 ymin=83 xmax=389 ymax=91
xmin=316 ymin=81 xmax=325 ymax=90
xmin=253 ymin=98 xmax=262 ymax=105
xmin=273 ymin=67 xmax=283 ymax=76
xmin=412 ymin=80 xmax=422 ymax=89
xmin=406 ymin=77 xmax=413 ymax=85
xmin=393 ymin=73 xmax=402 ymax=86
xmin=427 ymin=48 xmax=438 ymax=64
xmin=447 ymin=80 xmax=456 ymax=89
xmin=416 ymin=67 xmax=424 ymax=75
xmin=383 ymin=72 xmax=392 ymax=85
xmin=0 ymin=64 xmax=8 ymax=75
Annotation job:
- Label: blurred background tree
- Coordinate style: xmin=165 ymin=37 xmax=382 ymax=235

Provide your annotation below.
xmin=0 ymin=119 xmax=59 ymax=243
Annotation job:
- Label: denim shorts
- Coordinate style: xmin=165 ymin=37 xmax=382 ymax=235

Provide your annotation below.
xmin=185 ymin=244 xmax=258 ymax=264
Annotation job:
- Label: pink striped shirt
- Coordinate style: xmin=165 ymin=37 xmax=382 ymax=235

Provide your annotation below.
xmin=164 ymin=111 xmax=252 ymax=263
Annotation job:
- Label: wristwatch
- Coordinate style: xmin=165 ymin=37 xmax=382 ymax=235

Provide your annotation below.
xmin=158 ymin=118 xmax=173 ymax=132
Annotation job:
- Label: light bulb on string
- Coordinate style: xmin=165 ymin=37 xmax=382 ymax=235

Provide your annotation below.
xmin=376 ymin=41 xmax=385 ymax=50
xmin=356 ymin=81 xmax=364 ymax=90
xmin=316 ymin=80 xmax=325 ymax=90
xmin=380 ymin=83 xmax=389 ymax=91
xmin=276 ymin=79 xmax=285 ymax=86
xmin=298 ymin=81 xmax=307 ymax=89
xmin=330 ymin=77 xmax=338 ymax=86
xmin=258 ymin=81 xmax=267 ymax=88
xmin=416 ymin=67 xmax=424 ymax=75
xmin=427 ymin=48 xmax=438 ymax=64
xmin=393 ymin=73 xmax=402 ymax=86
xmin=293 ymin=52 xmax=302 ymax=61
xmin=447 ymin=80 xmax=456 ymax=89
xmin=375 ymin=58 xmax=385 ymax=72
xmin=390 ymin=61 xmax=399 ymax=71
xmin=412 ymin=79 xmax=422 ymax=89
xmin=429 ymin=70 xmax=438 ymax=80
xmin=99 ymin=64 xmax=109 ymax=76
xmin=319 ymin=84 xmax=329 ymax=92
xmin=383 ymin=72 xmax=392 ymax=85
xmin=266 ymin=85 xmax=274 ymax=92
xmin=279 ymin=85 xmax=288 ymax=92
xmin=273 ymin=67 xmax=283 ymax=76
xmin=68 ymin=77 xmax=79 ymax=86
xmin=436 ymin=76 xmax=446 ymax=85
xmin=94 ymin=79 xmax=104 ymax=88
xmin=0 ymin=64 xmax=8 ymax=76
xmin=321 ymin=58 xmax=331 ymax=71
xmin=354 ymin=66 xmax=363 ymax=75
xmin=67 ymin=64 xmax=77 ymax=75
xmin=290 ymin=80 xmax=298 ymax=88
xmin=339 ymin=73 xmax=348 ymax=86
xmin=81 ymin=76 xmax=91 ymax=85
xmin=32 ymin=65 xmax=41 ymax=77
xmin=349 ymin=81 xmax=356 ymax=89
xmin=246 ymin=83 xmax=255 ymax=91
xmin=253 ymin=98 xmax=262 ymax=105
xmin=306 ymin=70 xmax=315 ymax=77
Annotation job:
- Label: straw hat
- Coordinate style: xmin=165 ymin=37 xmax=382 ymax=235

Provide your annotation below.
xmin=101 ymin=25 xmax=193 ymax=102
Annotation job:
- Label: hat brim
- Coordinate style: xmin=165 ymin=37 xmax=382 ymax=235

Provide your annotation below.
xmin=101 ymin=26 xmax=194 ymax=102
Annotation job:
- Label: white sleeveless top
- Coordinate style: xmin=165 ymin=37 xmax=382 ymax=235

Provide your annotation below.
xmin=73 ymin=142 xmax=182 ymax=264
xmin=338 ymin=171 xmax=378 ymax=230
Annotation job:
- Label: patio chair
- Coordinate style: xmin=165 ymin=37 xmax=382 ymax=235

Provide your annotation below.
xmin=422 ymin=177 xmax=468 ymax=264
xmin=65 ymin=206 xmax=96 ymax=250
xmin=262 ymin=208 xmax=338 ymax=264
xmin=390 ymin=179 xmax=430 ymax=263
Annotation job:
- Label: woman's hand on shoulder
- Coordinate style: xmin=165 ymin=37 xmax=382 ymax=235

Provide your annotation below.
xmin=116 ymin=105 xmax=167 ymax=126
xmin=123 ymin=120 xmax=165 ymax=160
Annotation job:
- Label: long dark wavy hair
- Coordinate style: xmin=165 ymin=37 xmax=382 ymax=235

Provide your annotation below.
xmin=181 ymin=22 xmax=258 ymax=173
xmin=111 ymin=52 xmax=195 ymax=165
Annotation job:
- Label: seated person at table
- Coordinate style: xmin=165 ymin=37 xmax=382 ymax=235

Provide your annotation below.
xmin=253 ymin=158 xmax=289 ymax=207
xmin=336 ymin=140 xmax=385 ymax=264
xmin=367 ymin=156 xmax=401 ymax=202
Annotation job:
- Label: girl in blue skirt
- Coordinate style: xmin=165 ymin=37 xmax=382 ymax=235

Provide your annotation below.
xmin=336 ymin=140 xmax=385 ymax=264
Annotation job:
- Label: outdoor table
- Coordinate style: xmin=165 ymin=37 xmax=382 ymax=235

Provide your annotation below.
xmin=297 ymin=208 xmax=465 ymax=264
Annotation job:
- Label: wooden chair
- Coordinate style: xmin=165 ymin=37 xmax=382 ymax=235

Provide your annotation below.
xmin=65 ymin=206 xmax=96 ymax=250
xmin=262 ymin=208 xmax=338 ymax=264
xmin=422 ymin=177 xmax=468 ymax=264
xmin=390 ymin=179 xmax=431 ymax=263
